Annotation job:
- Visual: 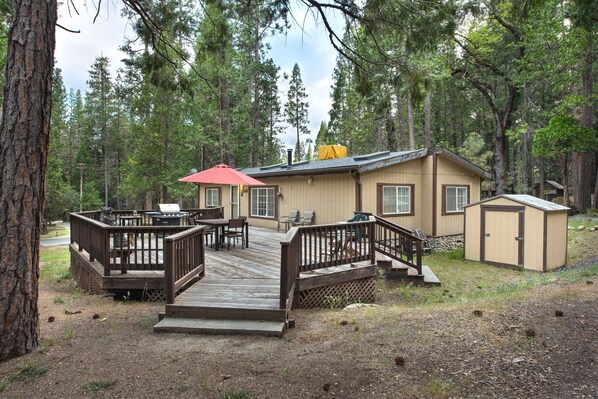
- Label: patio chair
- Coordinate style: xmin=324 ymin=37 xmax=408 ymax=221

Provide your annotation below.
xmin=277 ymin=209 xmax=299 ymax=232
xmin=194 ymin=216 xmax=215 ymax=247
xmin=293 ymin=210 xmax=315 ymax=227
xmin=223 ymin=218 xmax=245 ymax=249
xmin=413 ymin=228 xmax=432 ymax=255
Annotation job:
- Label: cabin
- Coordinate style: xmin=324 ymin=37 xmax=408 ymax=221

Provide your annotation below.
xmin=532 ymin=180 xmax=565 ymax=202
xmin=223 ymin=147 xmax=491 ymax=244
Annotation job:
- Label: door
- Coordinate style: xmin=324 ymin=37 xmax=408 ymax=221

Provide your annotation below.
xmin=481 ymin=206 xmax=524 ymax=267
xmin=230 ymin=185 xmax=240 ymax=219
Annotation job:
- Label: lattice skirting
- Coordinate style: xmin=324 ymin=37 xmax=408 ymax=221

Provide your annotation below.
xmin=298 ymin=277 xmax=376 ymax=309
xmin=71 ymin=258 xmax=103 ymax=295
xmin=142 ymin=289 xmax=166 ymax=302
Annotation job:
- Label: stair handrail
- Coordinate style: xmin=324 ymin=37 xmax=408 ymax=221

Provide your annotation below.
xmin=373 ymin=215 xmax=423 ymax=275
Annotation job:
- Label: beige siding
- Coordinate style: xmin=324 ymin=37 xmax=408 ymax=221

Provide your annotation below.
xmin=361 ymin=159 xmax=423 ymax=231
xmin=196 ymin=184 xmax=232 ymax=217
xmin=546 ymin=211 xmax=568 ymax=270
xmin=436 ymin=156 xmax=482 ymax=236
xmin=246 ymin=174 xmax=355 ymax=229
xmin=523 ymin=207 xmax=544 ymax=271
xmin=421 ymin=156 xmax=434 ymax=234
xmin=464 ymin=206 xmax=480 ymax=261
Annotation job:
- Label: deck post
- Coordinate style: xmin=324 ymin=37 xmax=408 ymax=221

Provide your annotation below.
xmin=164 ymin=238 xmax=175 ymax=304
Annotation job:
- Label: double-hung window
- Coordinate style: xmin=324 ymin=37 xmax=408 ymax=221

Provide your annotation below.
xmin=250 ymin=187 xmax=275 ymax=218
xmin=381 ymin=185 xmax=412 ymax=215
xmin=445 ymin=186 xmax=468 ymax=213
xmin=205 ymin=188 xmax=220 ymax=207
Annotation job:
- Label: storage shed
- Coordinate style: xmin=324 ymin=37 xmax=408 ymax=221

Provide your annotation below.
xmin=464 ymin=194 xmax=569 ymax=271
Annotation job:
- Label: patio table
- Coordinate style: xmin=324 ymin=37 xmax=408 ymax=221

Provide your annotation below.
xmin=195 ymin=219 xmax=249 ymax=251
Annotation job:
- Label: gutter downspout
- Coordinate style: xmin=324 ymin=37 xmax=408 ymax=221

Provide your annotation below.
xmin=432 ymin=154 xmax=438 ymax=237
xmin=351 ymin=171 xmax=362 ymax=212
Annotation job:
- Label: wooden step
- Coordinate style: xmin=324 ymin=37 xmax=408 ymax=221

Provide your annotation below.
xmin=153 ymin=317 xmax=286 ymax=337
xmin=422 ymin=265 xmax=441 ymax=286
xmin=164 ymin=304 xmax=287 ymax=322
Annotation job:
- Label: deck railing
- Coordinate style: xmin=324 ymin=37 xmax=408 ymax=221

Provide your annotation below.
xmin=164 ymin=226 xmax=206 ymax=304
xmin=373 ymin=215 xmax=423 ymax=275
xmin=279 ymin=218 xmax=377 ymax=309
xmin=70 ymin=212 xmax=191 ymax=276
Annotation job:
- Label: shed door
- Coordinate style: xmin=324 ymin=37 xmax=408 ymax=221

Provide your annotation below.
xmin=481 ymin=206 xmax=524 ymax=267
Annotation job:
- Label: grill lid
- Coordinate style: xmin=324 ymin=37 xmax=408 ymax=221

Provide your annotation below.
xmin=158 ymin=203 xmax=181 ymax=214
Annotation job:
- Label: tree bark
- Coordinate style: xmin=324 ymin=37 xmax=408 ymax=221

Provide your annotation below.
xmin=0 ymin=0 xmax=57 ymax=360
xmin=571 ymin=36 xmax=594 ymax=211
xmin=386 ymin=114 xmax=397 ymax=151
xmin=423 ymin=92 xmax=431 ymax=148
xmin=560 ymin=154 xmax=569 ymax=207
xmin=407 ymin=91 xmax=415 ymax=150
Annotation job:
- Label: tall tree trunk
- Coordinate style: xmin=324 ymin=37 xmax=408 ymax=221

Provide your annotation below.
xmin=386 ymin=114 xmax=397 ymax=151
xmin=396 ymin=94 xmax=407 ymax=149
xmin=250 ymin=5 xmax=261 ymax=167
xmin=494 ymin=125 xmax=510 ymax=195
xmin=571 ymin=35 xmax=594 ymax=211
xmin=0 ymin=0 xmax=57 ymax=360
xmin=407 ymin=91 xmax=415 ymax=150
xmin=560 ymin=154 xmax=570 ymax=207
xmin=539 ymin=158 xmax=545 ymax=200
xmin=423 ymin=92 xmax=431 ymax=148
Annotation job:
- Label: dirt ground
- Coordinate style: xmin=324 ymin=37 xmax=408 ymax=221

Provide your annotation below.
xmin=0 ymin=267 xmax=596 ymax=399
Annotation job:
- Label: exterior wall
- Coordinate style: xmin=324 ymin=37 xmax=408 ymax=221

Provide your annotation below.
xmin=523 ymin=206 xmax=544 ymax=271
xmin=546 ymin=211 xmax=568 ymax=270
xmin=245 ymin=173 xmax=355 ymax=229
xmin=421 ymin=156 xmax=434 ymax=235
xmin=464 ymin=205 xmax=481 ymax=261
xmin=197 ymin=184 xmax=232 ymax=218
xmin=435 ymin=156 xmax=482 ymax=236
xmin=361 ymin=159 xmax=423 ymax=231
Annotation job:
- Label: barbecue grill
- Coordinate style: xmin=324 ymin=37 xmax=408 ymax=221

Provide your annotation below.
xmin=149 ymin=204 xmax=189 ymax=226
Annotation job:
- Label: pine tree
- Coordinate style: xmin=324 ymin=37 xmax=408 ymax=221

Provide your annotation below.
xmin=284 ymin=63 xmax=309 ymax=161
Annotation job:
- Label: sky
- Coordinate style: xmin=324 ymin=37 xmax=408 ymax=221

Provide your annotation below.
xmin=54 ymin=2 xmax=344 ymax=150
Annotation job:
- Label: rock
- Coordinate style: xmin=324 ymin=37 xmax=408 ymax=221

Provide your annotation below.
xmin=343 ymin=303 xmax=379 ymax=310
xmin=512 ymin=357 xmax=525 ymax=364
xmin=578 ymin=225 xmax=585 ymax=230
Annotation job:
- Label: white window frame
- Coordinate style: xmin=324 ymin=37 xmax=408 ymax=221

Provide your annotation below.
xmin=445 ymin=186 xmax=468 ymax=213
xmin=382 ymin=185 xmax=412 ymax=215
xmin=250 ymin=187 xmax=275 ymax=218
xmin=205 ymin=187 xmax=220 ymax=207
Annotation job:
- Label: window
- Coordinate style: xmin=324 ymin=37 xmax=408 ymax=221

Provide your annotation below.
xmin=444 ymin=186 xmax=469 ymax=213
xmin=205 ymin=188 xmax=220 ymax=207
xmin=250 ymin=187 xmax=276 ymax=218
xmin=380 ymin=184 xmax=413 ymax=215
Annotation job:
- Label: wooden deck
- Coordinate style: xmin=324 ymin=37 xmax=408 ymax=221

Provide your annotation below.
xmin=154 ymin=227 xmax=289 ymax=336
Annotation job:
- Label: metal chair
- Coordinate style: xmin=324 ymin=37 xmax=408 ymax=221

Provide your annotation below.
xmin=413 ymin=228 xmax=432 ymax=255
xmin=293 ymin=210 xmax=315 ymax=227
xmin=224 ymin=218 xmax=245 ymax=249
xmin=194 ymin=216 xmax=215 ymax=247
xmin=277 ymin=210 xmax=299 ymax=232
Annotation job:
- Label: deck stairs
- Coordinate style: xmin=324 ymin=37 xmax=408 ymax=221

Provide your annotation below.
xmin=376 ymin=253 xmax=441 ymax=285
xmin=153 ymin=276 xmax=288 ymax=337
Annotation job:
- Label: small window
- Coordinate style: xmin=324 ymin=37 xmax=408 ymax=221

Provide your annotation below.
xmin=381 ymin=185 xmax=412 ymax=215
xmin=250 ymin=187 xmax=276 ymax=218
xmin=445 ymin=186 xmax=468 ymax=213
xmin=205 ymin=188 xmax=220 ymax=207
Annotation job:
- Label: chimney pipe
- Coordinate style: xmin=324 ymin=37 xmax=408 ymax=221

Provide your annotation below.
xmin=287 ymin=149 xmax=293 ymax=167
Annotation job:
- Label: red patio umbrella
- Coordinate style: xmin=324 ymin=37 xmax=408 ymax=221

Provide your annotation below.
xmin=179 ymin=164 xmax=265 ymax=213
xmin=178 ymin=164 xmax=265 ymax=186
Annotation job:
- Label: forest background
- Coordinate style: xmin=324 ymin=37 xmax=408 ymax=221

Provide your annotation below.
xmin=0 ymin=0 xmax=596 ymax=221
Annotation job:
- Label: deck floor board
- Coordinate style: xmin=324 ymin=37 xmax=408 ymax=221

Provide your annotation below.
xmin=173 ymin=226 xmax=284 ymax=311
